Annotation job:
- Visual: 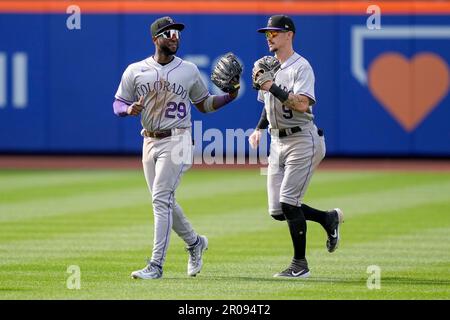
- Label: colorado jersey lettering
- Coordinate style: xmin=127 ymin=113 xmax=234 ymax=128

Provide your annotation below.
xmin=115 ymin=55 xmax=209 ymax=131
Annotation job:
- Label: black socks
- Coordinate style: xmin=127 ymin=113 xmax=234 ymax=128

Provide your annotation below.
xmin=281 ymin=202 xmax=307 ymax=260
xmin=271 ymin=203 xmax=329 ymax=228
xmin=301 ymin=203 xmax=329 ymax=227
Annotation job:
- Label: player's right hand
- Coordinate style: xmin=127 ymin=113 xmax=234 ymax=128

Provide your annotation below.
xmin=249 ymin=129 xmax=262 ymax=149
xmin=127 ymin=96 xmax=145 ymax=116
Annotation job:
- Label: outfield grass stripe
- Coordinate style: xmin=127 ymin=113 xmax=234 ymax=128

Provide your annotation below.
xmin=2 ymin=169 xmax=441 ymax=215
xmin=0 ymin=206 xmax=271 ymax=265
xmin=0 ymin=187 xmax=267 ymax=242
xmin=0 ymin=169 xmax=265 ymax=193
xmin=1 ymin=179 xmax=447 ymax=249
xmin=0 ymin=169 xmax=418 ymax=203
xmin=0 ymin=176 xmax=266 ymax=222
xmin=0 ymin=194 xmax=446 ymax=249
xmin=294 ymin=171 xmax=384 ymax=183
xmin=0 ymin=179 xmax=145 ymax=204
xmin=310 ymin=170 xmax=449 ymax=185
xmin=2 ymin=177 xmax=448 ymax=224
xmin=0 ymin=187 xmax=149 ymax=222
xmin=198 ymin=228 xmax=450 ymax=299
xmin=0 ymin=198 xmax=450 ymax=264
xmin=309 ymin=228 xmax=450 ymax=278
xmin=0 ymin=170 xmax=141 ymax=192
xmin=1 ymin=170 xmax=447 ymax=194
xmin=0 ymin=170 xmax=382 ymax=204
xmin=1 ymin=222 xmax=447 ymax=279
xmin=304 ymin=180 xmax=450 ymax=218
xmin=307 ymin=172 xmax=450 ymax=199
xmin=314 ymin=201 xmax=450 ymax=245
xmin=1 ymin=240 xmax=448 ymax=299
xmin=0 ymin=170 xmax=376 ymax=222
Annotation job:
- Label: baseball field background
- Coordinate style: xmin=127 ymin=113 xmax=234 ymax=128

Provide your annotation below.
xmin=0 ymin=159 xmax=449 ymax=300
xmin=1 ymin=0 xmax=450 ymax=301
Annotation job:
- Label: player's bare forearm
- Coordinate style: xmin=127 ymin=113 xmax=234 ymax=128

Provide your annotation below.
xmin=283 ymin=94 xmax=310 ymax=113
xmin=260 ymin=81 xmax=310 ymax=113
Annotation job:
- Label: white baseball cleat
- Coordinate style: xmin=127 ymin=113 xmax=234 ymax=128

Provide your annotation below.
xmin=130 ymin=261 xmax=163 ymax=279
xmin=186 ymin=235 xmax=208 ymax=277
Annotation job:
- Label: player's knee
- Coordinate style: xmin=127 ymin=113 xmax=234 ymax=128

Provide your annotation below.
xmin=269 ymin=208 xmax=285 ymax=221
xmin=152 ymin=191 xmax=172 ymax=211
xmin=281 ymin=202 xmax=304 ymax=221
xmin=270 ymin=214 xmax=286 ymax=221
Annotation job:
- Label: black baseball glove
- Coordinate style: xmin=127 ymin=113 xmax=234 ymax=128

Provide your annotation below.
xmin=211 ymin=52 xmax=243 ymax=93
xmin=252 ymin=56 xmax=281 ymax=90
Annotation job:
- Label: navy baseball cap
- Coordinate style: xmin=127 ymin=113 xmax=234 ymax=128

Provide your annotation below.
xmin=257 ymin=15 xmax=296 ymax=33
xmin=151 ymin=16 xmax=185 ymax=37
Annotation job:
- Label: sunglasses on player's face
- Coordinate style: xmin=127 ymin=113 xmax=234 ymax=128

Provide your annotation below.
xmin=265 ymin=30 xmax=288 ymax=40
xmin=156 ymin=29 xmax=180 ymax=40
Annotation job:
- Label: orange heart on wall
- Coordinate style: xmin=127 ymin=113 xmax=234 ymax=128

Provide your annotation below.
xmin=368 ymin=52 xmax=449 ymax=132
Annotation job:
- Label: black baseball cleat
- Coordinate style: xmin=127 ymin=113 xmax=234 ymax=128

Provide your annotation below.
xmin=325 ymin=208 xmax=344 ymax=253
xmin=274 ymin=258 xmax=310 ymax=279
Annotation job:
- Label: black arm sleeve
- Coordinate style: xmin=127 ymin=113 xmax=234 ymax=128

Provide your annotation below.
xmin=256 ymin=108 xmax=269 ymax=129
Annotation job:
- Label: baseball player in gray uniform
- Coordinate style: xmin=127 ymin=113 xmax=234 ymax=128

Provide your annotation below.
xmin=113 ymin=16 xmax=239 ymax=279
xmin=249 ymin=15 xmax=344 ymax=278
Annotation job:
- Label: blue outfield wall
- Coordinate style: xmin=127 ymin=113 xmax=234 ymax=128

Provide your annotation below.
xmin=0 ymin=13 xmax=449 ymax=155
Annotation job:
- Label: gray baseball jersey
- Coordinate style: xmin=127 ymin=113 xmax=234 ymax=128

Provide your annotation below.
xmin=257 ymin=52 xmax=325 ymax=215
xmin=258 ymin=52 xmax=316 ymax=129
xmin=115 ymin=55 xmax=208 ymax=267
xmin=115 ymin=55 xmax=209 ymax=131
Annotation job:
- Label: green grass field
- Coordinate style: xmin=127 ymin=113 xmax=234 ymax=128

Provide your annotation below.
xmin=0 ymin=168 xmax=449 ymax=299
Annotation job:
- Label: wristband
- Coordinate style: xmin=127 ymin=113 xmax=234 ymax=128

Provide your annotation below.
xmin=269 ymin=83 xmax=289 ymax=103
xmin=113 ymin=99 xmax=130 ymax=117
